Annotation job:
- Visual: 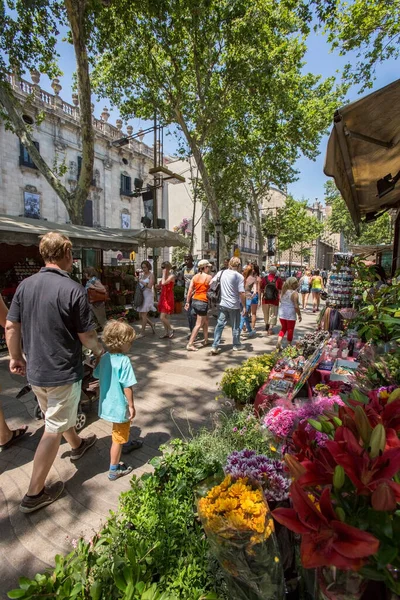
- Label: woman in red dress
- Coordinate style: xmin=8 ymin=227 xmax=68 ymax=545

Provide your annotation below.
xmin=157 ymin=261 xmax=175 ymax=339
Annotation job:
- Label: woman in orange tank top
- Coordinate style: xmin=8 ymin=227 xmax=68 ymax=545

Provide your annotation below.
xmin=184 ymin=259 xmax=212 ymax=351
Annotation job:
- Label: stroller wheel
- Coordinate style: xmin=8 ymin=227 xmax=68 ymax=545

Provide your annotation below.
xmin=34 ymin=404 xmax=44 ymax=420
xmin=75 ymin=412 xmax=87 ymax=432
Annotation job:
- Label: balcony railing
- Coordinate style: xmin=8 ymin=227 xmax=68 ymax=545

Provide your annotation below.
xmin=6 ymin=73 xmax=155 ymax=160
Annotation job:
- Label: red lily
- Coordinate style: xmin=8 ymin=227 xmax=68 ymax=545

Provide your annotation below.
xmin=325 ymin=427 xmax=400 ymax=498
xmin=290 ymin=423 xmax=337 ymax=487
xmin=272 ymin=483 xmax=379 ymax=570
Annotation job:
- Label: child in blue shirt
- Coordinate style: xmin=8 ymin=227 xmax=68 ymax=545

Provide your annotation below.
xmin=94 ymin=320 xmax=141 ymax=480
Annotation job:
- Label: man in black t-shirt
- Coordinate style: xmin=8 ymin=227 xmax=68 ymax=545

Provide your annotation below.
xmin=6 ymin=232 xmax=103 ymax=513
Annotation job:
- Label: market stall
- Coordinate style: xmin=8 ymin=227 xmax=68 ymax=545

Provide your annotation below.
xmin=0 ymin=214 xmax=138 ymax=350
xmin=324 ymin=78 xmax=400 ymax=275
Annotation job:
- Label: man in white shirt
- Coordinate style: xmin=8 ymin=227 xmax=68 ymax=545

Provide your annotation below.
xmin=211 ymin=257 xmax=247 ymax=354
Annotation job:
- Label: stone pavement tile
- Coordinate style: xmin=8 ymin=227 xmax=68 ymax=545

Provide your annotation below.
xmin=0 ymin=305 xmax=320 ymax=597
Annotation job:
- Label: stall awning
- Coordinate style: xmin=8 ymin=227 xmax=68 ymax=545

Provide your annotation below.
xmin=324 ymin=79 xmax=400 ymax=233
xmin=101 ymin=227 xmax=191 ymax=249
xmin=0 ymin=214 xmax=138 ymax=252
xmin=349 ymin=244 xmax=393 ymax=255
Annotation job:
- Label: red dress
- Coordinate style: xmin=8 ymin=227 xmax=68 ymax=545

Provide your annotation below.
xmin=158 ymin=281 xmax=175 ymax=314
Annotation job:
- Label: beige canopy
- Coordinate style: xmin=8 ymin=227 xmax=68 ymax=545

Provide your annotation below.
xmin=0 ymin=214 xmax=138 ymax=252
xmin=324 ymin=79 xmax=400 ymax=233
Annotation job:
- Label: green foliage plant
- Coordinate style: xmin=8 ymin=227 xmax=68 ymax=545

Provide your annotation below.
xmin=218 ymin=353 xmax=277 ymax=405
xmin=7 ymin=532 xmax=176 ymax=600
xmin=173 ymin=286 xmax=185 ymax=302
xmin=353 ymin=262 xmax=400 ymax=343
xmin=189 ymin=406 xmax=273 ymax=467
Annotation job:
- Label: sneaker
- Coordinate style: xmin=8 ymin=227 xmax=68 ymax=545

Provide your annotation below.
xmin=108 ymin=463 xmax=133 ymax=481
xmin=247 ymin=331 xmax=257 ymax=339
xmin=20 ymin=481 xmax=64 ymax=514
xmin=210 ymin=347 xmax=221 ymax=355
xmin=232 ymin=345 xmax=245 ymax=352
xmin=70 ymin=434 xmax=97 ymax=462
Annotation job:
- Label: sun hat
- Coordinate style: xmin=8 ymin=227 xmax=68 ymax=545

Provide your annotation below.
xmin=269 ymin=265 xmax=277 ymax=274
xmin=198 ymin=259 xmax=212 ymax=268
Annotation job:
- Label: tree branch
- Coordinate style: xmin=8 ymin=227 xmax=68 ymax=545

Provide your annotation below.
xmin=0 ymin=80 xmax=73 ymax=209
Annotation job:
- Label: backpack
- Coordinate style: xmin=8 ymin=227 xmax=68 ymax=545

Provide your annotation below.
xmin=207 ymin=270 xmax=224 ymax=304
xmin=133 ymin=282 xmax=144 ymax=308
xmin=263 ymin=276 xmax=279 ymax=302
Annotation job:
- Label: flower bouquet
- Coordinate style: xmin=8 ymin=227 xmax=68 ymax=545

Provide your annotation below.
xmin=197 ymin=475 xmax=284 ymax=600
xmin=274 ymin=385 xmax=400 ymax=597
xmin=224 ymin=450 xmax=300 ymax=593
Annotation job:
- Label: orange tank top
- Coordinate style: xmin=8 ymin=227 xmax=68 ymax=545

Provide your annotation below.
xmin=192 ymin=274 xmax=210 ymax=302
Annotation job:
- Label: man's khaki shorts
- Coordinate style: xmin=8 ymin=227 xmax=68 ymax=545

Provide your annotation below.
xmin=112 ymin=422 xmax=131 ymax=444
xmin=31 ymin=381 xmax=82 ymax=434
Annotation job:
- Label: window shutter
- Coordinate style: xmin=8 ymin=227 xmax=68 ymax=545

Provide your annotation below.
xmin=126 ymin=176 xmax=131 ymax=193
xmin=77 ymin=156 xmax=82 ymax=179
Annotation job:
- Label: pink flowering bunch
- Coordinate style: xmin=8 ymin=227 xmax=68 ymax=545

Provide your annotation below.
xmin=263 ymin=406 xmax=296 ymax=439
xmin=263 ymin=396 xmax=344 ymax=443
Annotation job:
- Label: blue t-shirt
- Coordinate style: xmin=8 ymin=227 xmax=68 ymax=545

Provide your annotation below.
xmin=94 ymin=353 xmax=137 ymax=423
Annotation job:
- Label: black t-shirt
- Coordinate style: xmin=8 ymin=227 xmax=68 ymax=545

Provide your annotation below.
xmin=7 ymin=267 xmax=95 ymax=387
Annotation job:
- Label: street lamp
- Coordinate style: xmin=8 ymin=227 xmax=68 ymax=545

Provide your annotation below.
xmin=215 ymin=220 xmax=222 ymax=269
xmin=112 ymin=113 xmax=185 ymax=277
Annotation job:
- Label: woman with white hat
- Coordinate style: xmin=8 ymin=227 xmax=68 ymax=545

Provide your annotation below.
xmin=184 ymin=259 xmax=212 ymax=351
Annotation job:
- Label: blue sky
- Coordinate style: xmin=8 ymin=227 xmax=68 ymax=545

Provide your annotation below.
xmin=35 ymin=25 xmax=397 ymax=206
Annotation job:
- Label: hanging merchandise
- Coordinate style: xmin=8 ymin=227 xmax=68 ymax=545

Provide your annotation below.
xmin=326 ymin=253 xmax=354 ymax=309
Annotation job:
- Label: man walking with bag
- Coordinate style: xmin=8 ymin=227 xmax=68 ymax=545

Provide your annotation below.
xmin=6 ymin=232 xmax=103 ymax=513
xmin=210 ymin=257 xmax=247 ymax=354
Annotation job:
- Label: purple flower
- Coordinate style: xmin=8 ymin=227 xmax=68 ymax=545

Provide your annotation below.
xmin=224 ymin=449 xmax=290 ymax=501
xmin=232 ymin=427 xmax=238 ymax=432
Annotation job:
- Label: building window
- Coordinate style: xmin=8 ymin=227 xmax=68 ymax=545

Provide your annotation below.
xmin=120 ymin=174 xmax=132 ymax=195
xmin=204 ymin=231 xmax=209 ymax=243
xmin=19 ymin=141 xmax=39 ymax=169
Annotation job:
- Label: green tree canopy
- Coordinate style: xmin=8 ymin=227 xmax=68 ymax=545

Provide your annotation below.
xmin=314 ymin=0 xmax=400 ymax=90
xmin=91 ymin=0 xmax=342 ymax=256
xmin=262 ymin=195 xmax=324 ymax=260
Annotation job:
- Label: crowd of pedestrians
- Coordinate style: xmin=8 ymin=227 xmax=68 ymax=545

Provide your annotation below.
xmin=1 ymin=230 xmax=327 ymax=514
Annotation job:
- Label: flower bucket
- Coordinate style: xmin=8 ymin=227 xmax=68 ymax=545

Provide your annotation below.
xmin=316 ymin=567 xmax=366 ymax=600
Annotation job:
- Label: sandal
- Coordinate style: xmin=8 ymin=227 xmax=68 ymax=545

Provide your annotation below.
xmin=168 ymin=330 xmax=174 ymax=339
xmin=186 ymin=344 xmax=198 ymax=352
xmin=159 ymin=333 xmax=169 ymax=339
xmin=0 ymin=425 xmax=28 ymax=452
xmin=201 ymin=340 xmax=209 ymax=347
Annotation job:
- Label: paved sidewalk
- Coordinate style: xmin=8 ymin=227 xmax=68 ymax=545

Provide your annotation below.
xmin=0 ymin=305 xmax=318 ymax=597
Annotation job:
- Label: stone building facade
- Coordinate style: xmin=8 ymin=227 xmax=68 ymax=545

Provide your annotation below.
xmin=0 ymin=72 xmax=163 ymax=263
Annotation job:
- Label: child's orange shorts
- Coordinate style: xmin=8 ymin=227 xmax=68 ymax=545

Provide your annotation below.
xmin=112 ymin=421 xmax=130 ymax=444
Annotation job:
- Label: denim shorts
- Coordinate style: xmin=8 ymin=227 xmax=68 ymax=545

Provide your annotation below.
xmin=192 ymin=299 xmax=209 ymax=316
xmin=251 ymin=294 xmax=259 ymax=305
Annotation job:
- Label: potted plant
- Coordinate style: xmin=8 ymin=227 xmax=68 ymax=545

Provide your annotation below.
xmin=173 ymin=285 xmax=185 ymax=313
